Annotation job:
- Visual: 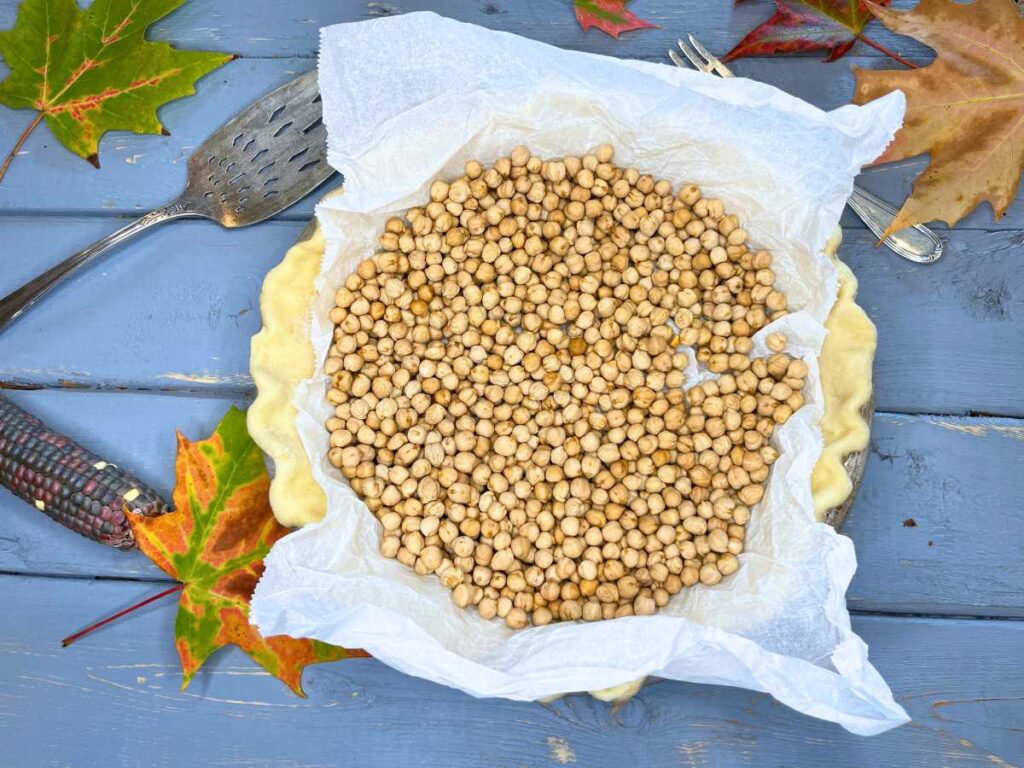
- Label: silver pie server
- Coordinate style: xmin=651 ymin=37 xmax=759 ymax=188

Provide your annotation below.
xmin=0 ymin=69 xmax=335 ymax=331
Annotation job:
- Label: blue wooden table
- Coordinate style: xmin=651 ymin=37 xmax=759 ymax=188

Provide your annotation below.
xmin=1 ymin=1 xmax=1022 ymax=765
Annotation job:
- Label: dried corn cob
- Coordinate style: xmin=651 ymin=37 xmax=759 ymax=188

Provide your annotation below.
xmin=0 ymin=393 xmax=169 ymax=549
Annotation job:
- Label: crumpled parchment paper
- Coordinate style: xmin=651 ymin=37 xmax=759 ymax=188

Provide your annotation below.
xmin=250 ymin=11 xmax=909 ymax=735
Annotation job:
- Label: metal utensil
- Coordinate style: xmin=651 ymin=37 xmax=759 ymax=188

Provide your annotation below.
xmin=0 ymin=69 xmax=334 ymax=331
xmin=669 ymin=35 xmax=944 ymax=264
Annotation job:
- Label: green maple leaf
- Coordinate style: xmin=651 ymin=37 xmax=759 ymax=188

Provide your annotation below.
xmin=0 ymin=0 xmax=232 ymax=181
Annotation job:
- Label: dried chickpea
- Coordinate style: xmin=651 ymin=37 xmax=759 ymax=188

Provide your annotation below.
xmin=327 ymin=146 xmax=808 ymax=627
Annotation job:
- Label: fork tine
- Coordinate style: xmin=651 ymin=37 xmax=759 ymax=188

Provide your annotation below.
xmin=676 ymin=38 xmax=712 ymax=73
xmin=668 ymin=49 xmax=690 ymax=69
xmin=687 ymin=34 xmax=734 ymax=78
xmin=686 ymin=35 xmax=717 ymax=66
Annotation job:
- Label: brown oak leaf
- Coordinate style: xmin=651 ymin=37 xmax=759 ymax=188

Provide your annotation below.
xmin=854 ymin=0 xmax=1024 ymax=234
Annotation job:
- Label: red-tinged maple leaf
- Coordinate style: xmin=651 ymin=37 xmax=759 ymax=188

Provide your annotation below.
xmin=0 ymin=0 xmax=232 ymax=184
xmin=724 ymin=0 xmax=913 ymax=65
xmin=122 ymin=406 xmax=366 ymax=696
xmin=574 ymin=0 xmax=658 ymax=39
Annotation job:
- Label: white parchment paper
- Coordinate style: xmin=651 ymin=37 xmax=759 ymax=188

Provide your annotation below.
xmin=250 ymin=12 xmax=910 ymax=735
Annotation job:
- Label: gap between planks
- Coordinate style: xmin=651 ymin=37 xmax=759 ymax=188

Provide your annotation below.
xmin=0 ymin=570 xmax=1020 ymax=625
xmin=2 ymin=211 xmax=1008 ymax=233
xmin=2 ymin=381 xmax=1017 ymax=422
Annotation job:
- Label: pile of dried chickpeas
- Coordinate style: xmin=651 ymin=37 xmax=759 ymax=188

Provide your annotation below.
xmin=325 ymin=145 xmax=808 ymax=629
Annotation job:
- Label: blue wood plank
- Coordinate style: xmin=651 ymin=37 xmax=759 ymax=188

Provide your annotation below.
xmin=1 ymin=390 xmax=1021 ymax=618
xmin=0 ymin=0 xmax=937 ymax=62
xmin=844 ymin=414 xmax=1024 ymax=617
xmin=2 ymin=40 xmax=1017 ymax=238
xmin=1 ymin=574 xmax=1021 ymax=767
xmin=0 ymin=390 xmax=244 ymax=581
xmin=0 ymin=216 xmax=291 ymax=394
xmin=2 ymin=217 xmax=1021 ymax=416
xmin=0 ymin=1 xmax=1019 ymax=763
xmin=0 ymin=57 xmax=324 ymax=221
xmin=1 ymin=52 xmax=1016 ymax=233
xmin=842 ymin=228 xmax=1024 ymax=418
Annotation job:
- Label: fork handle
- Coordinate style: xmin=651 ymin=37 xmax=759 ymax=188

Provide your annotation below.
xmin=847 ymin=185 xmax=944 ymax=264
xmin=0 ymin=201 xmax=195 ymax=332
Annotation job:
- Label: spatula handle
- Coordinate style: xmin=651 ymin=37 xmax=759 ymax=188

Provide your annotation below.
xmin=0 ymin=201 xmax=195 ymax=332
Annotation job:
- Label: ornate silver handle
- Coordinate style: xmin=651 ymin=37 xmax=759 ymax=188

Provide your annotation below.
xmin=0 ymin=201 xmax=196 ymax=331
xmin=847 ymin=185 xmax=944 ymax=264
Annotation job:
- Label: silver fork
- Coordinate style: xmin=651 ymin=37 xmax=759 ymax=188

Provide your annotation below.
xmin=670 ymin=35 xmax=943 ymax=264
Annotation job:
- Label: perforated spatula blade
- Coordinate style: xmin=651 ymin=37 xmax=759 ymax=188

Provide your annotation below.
xmin=184 ymin=69 xmax=333 ymax=227
xmin=0 ymin=69 xmax=335 ymax=331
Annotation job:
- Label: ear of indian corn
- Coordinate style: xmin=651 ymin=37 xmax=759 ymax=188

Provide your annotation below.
xmin=0 ymin=394 xmax=169 ymax=549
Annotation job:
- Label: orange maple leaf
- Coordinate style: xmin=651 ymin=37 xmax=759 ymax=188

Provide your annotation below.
xmin=128 ymin=406 xmax=367 ymax=696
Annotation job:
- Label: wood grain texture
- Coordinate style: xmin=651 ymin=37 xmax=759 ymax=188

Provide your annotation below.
xmin=0 ymin=58 xmax=326 ymax=220
xmin=2 ymin=218 xmax=1020 ymax=416
xmin=0 ymin=216 xmax=287 ymax=395
xmin=2 ymin=575 xmax=1021 ymax=768
xmin=842 ymin=228 xmax=1024 ymax=417
xmin=0 ymin=390 xmax=1020 ymax=618
xmin=844 ymin=413 xmax=1024 ymax=617
xmin=2 ymin=52 xmax=1017 ymax=233
xmin=1 ymin=2 xmax=1021 ymax=762
xmin=0 ymin=391 xmax=245 ymax=580
xmin=0 ymin=0 xmax=937 ymax=62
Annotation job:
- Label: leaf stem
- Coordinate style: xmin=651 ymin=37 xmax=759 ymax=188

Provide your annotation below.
xmin=856 ymin=34 xmax=919 ymax=69
xmin=62 ymin=583 xmax=184 ymax=648
xmin=0 ymin=112 xmax=44 ymax=187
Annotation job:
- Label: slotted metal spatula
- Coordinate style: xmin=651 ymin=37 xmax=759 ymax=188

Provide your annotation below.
xmin=0 ymin=69 xmax=334 ymax=331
